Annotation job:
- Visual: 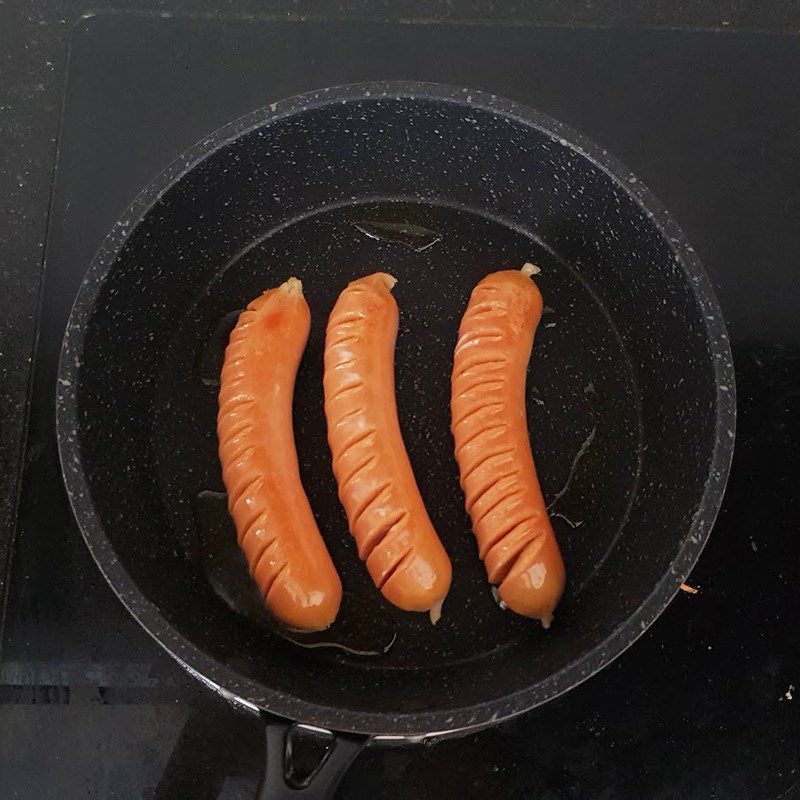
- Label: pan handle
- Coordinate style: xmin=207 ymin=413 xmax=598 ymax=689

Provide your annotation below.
xmin=257 ymin=713 xmax=369 ymax=799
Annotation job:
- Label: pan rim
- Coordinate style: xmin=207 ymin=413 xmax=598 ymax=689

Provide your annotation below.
xmin=56 ymin=80 xmax=736 ymax=737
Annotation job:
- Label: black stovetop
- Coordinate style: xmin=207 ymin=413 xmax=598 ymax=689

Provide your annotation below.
xmin=1 ymin=13 xmax=799 ymax=799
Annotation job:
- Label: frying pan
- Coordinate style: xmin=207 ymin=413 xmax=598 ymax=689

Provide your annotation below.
xmin=55 ymin=82 xmax=735 ymax=798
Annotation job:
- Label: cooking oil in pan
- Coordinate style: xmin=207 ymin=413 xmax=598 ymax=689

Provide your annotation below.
xmin=351 ymin=219 xmax=442 ymax=252
xmin=194 ymin=309 xmax=241 ymax=388
xmin=152 ymin=198 xmax=642 ymax=668
xmin=545 ymin=381 xmax=605 ymax=532
xmin=192 ymin=490 xmax=397 ymax=657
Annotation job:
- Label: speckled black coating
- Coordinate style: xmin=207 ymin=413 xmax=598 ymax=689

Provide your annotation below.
xmin=56 ymin=82 xmax=735 ymax=737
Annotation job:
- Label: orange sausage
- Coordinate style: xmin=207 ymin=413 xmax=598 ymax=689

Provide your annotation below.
xmin=217 ymin=278 xmax=342 ymax=630
xmin=324 ymin=273 xmax=452 ymax=621
xmin=451 ymin=265 xmax=565 ymax=627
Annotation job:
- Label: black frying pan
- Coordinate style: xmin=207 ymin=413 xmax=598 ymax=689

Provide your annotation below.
xmin=56 ymin=82 xmax=735 ymax=798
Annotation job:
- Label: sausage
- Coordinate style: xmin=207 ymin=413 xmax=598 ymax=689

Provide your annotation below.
xmin=451 ymin=265 xmax=565 ymax=627
xmin=324 ymin=273 xmax=452 ymax=621
xmin=217 ymin=277 xmax=342 ymax=630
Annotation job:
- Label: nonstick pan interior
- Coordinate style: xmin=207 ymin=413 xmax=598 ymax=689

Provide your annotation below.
xmin=57 ymin=84 xmax=734 ymax=735
xmin=158 ymin=197 xmax=641 ymax=665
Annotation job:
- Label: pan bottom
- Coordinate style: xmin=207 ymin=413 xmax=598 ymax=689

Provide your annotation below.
xmin=152 ymin=198 xmax=642 ymax=671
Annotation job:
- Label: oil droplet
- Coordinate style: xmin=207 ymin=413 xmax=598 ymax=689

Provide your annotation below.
xmin=352 ymin=219 xmax=442 ymax=252
xmin=547 ymin=424 xmax=597 ymax=511
xmin=545 ymin=379 xmax=603 ymax=528
xmin=530 ymin=385 xmax=545 ymax=407
xmin=550 ymin=511 xmax=585 ymax=529
xmin=490 ymin=586 xmax=508 ymax=610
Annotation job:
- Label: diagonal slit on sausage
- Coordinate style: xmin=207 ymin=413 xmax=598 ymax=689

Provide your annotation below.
xmin=324 ymin=273 xmax=452 ymax=623
xmin=217 ymin=277 xmax=343 ymax=631
xmin=451 ymin=265 xmax=566 ymax=627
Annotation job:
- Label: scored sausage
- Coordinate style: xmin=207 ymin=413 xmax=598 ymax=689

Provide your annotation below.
xmin=217 ymin=277 xmax=342 ymax=630
xmin=451 ymin=265 xmax=565 ymax=627
xmin=324 ymin=273 xmax=452 ymax=622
